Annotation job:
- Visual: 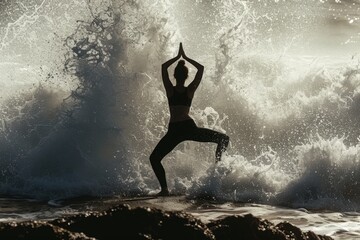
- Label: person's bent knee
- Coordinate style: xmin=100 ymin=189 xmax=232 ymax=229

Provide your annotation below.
xmin=149 ymin=153 xmax=156 ymax=162
xmin=150 ymin=153 xmax=161 ymax=165
xmin=219 ymin=134 xmax=229 ymax=143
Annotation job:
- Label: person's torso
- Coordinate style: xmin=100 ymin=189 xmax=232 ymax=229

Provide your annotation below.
xmin=168 ymin=86 xmax=193 ymax=122
xmin=168 ymin=86 xmax=192 ymax=106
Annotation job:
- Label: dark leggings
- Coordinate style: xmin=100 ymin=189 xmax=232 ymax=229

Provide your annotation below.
xmin=150 ymin=119 xmax=229 ymax=191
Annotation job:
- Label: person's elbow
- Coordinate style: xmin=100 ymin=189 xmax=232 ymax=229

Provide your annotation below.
xmin=161 ymin=64 xmax=168 ymax=73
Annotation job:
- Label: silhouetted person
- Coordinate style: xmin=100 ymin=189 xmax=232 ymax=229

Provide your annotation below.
xmin=150 ymin=43 xmax=229 ymax=196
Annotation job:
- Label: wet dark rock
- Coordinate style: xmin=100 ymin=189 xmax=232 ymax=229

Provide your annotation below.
xmin=277 ymin=221 xmax=334 ymax=240
xmin=51 ymin=204 xmax=215 ymax=240
xmin=207 ymin=214 xmax=288 ymax=240
xmin=0 ymin=204 xmax=334 ymax=240
xmin=277 ymin=221 xmax=307 ymax=239
xmin=0 ymin=221 xmax=93 ymax=240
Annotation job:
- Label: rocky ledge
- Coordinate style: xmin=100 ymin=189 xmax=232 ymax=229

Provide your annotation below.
xmin=0 ymin=204 xmax=333 ymax=240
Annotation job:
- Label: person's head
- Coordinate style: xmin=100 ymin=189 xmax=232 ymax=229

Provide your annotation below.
xmin=174 ymin=60 xmax=188 ymax=85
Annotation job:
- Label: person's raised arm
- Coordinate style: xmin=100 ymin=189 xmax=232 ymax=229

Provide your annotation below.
xmin=180 ymin=43 xmax=204 ymax=94
xmin=162 ymin=45 xmax=181 ymax=95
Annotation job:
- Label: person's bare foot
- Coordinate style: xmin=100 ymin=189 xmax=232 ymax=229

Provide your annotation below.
xmin=156 ymin=189 xmax=170 ymax=196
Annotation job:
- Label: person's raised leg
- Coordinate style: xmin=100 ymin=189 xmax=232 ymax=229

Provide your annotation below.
xmin=189 ymin=127 xmax=229 ymax=162
xmin=149 ymin=133 xmax=180 ymax=195
xmin=215 ymin=133 xmax=229 ymax=162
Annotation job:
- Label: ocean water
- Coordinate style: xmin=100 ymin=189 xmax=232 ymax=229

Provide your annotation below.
xmin=0 ymin=0 xmax=359 ymax=239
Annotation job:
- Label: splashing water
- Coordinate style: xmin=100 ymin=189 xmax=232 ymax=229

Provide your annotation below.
xmin=0 ymin=0 xmax=359 ymax=212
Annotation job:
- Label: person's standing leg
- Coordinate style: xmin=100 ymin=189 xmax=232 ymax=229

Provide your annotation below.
xmin=149 ymin=133 xmax=181 ymax=195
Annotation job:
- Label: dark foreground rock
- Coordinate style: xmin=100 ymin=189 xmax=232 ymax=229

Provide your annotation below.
xmin=0 ymin=204 xmax=333 ymax=240
xmin=0 ymin=221 xmax=93 ymax=240
xmin=208 ymin=215 xmax=333 ymax=240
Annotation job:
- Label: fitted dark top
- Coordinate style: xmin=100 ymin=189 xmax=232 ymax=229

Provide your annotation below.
xmin=168 ymin=87 xmax=192 ymax=106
